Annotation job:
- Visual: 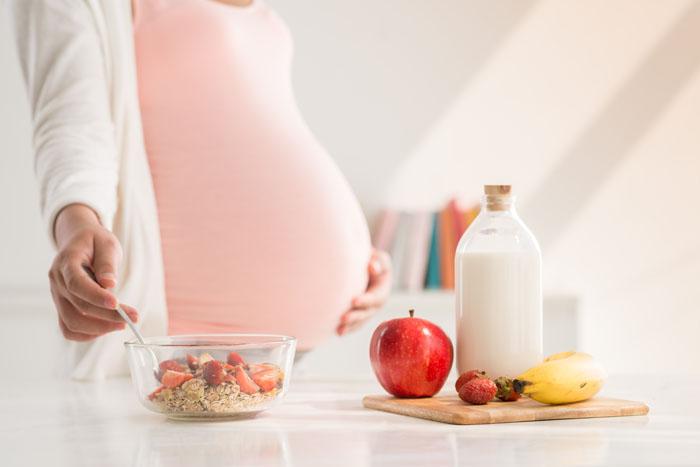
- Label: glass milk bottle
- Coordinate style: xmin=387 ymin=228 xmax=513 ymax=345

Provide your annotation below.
xmin=455 ymin=185 xmax=542 ymax=378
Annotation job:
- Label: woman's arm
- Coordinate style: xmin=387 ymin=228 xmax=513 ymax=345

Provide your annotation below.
xmin=7 ymin=1 xmax=135 ymax=340
xmin=8 ymin=0 xmax=119 ymax=241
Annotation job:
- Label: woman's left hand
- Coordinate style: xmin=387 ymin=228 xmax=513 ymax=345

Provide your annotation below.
xmin=337 ymin=249 xmax=392 ymax=336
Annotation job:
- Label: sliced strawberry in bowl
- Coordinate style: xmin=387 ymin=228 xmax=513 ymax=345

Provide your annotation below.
xmin=148 ymin=385 xmax=166 ymax=400
xmin=235 ymin=366 xmax=261 ymax=394
xmin=159 ymin=359 xmax=185 ymax=373
xmin=161 ymin=370 xmax=193 ymax=389
xmin=247 ymin=363 xmax=279 ymax=376
xmin=186 ymin=354 xmax=199 ymax=370
xmin=227 ymin=352 xmax=246 ymax=366
xmin=203 ymin=360 xmax=227 ymax=386
xmin=157 ymin=359 xmax=187 ymax=381
xmin=198 ymin=353 xmax=214 ymax=367
xmin=251 ymin=368 xmax=282 ymax=393
xmin=223 ymin=373 xmax=237 ymax=383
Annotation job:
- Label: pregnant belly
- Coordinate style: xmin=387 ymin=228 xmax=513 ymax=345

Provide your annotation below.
xmin=151 ymin=130 xmax=371 ymax=349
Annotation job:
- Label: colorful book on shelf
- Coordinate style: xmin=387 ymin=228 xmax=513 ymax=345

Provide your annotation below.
xmin=463 ymin=206 xmax=479 ymax=228
xmin=372 ymin=209 xmax=399 ymax=251
xmin=389 ymin=212 xmax=410 ymax=289
xmin=374 ymin=200 xmax=480 ymax=291
xmin=424 ymin=212 xmax=441 ymax=289
xmin=402 ymin=211 xmax=433 ymax=291
xmin=448 ymin=198 xmax=466 ymax=241
xmin=438 ymin=205 xmax=456 ymax=288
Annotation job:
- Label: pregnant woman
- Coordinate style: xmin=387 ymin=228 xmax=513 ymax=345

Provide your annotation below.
xmin=9 ymin=0 xmax=390 ymax=379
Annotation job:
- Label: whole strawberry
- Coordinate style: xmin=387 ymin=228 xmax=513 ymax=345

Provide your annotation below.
xmin=494 ymin=376 xmax=520 ymax=402
xmin=458 ymin=377 xmax=497 ymax=405
xmin=455 ymin=369 xmax=486 ymax=392
xmin=202 ymin=360 xmax=226 ymax=386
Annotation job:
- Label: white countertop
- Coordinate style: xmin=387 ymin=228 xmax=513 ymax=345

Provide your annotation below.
xmin=2 ymin=375 xmax=699 ymax=466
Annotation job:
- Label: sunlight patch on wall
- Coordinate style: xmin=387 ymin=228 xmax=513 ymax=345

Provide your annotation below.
xmin=382 ymin=0 xmax=691 ymax=214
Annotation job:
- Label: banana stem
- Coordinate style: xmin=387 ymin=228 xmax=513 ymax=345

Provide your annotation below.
xmin=513 ymin=379 xmax=529 ymax=394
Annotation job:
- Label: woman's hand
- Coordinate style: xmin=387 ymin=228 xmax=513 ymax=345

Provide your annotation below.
xmin=49 ymin=204 xmax=138 ymax=341
xmin=336 ymin=249 xmax=392 ymax=336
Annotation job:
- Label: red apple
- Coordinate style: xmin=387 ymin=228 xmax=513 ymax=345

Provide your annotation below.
xmin=370 ymin=309 xmax=453 ymax=398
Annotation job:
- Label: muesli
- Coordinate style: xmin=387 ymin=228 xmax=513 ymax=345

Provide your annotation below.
xmin=148 ymin=352 xmax=283 ymax=415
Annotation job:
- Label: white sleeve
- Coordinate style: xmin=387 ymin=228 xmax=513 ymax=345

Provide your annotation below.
xmin=7 ymin=0 xmax=119 ymax=246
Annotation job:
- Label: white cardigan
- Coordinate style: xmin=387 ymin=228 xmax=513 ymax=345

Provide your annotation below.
xmin=8 ymin=0 xmax=168 ymax=379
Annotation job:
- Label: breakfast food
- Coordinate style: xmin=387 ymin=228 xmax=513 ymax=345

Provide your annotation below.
xmin=148 ymin=353 xmax=284 ymax=415
xmin=455 ymin=185 xmax=543 ymax=379
xmin=513 ymin=351 xmax=606 ymax=404
xmin=202 ymin=360 xmax=227 ymax=386
xmin=494 ymin=376 xmax=520 ymax=402
xmin=453 ymin=352 xmax=605 ymax=406
xmin=455 ymin=370 xmax=518 ymax=404
xmin=458 ymin=377 xmax=497 ymax=405
xmin=161 ymin=370 xmax=193 ymax=388
xmin=454 ymin=369 xmax=486 ymax=393
xmin=370 ymin=309 xmax=453 ymax=398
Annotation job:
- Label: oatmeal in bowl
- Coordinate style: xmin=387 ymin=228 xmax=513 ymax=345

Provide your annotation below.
xmin=125 ymin=334 xmax=296 ymax=419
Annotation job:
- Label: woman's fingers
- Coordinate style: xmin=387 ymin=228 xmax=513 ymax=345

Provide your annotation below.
xmin=119 ymin=303 xmax=140 ymax=323
xmin=51 ymin=288 xmax=94 ymax=341
xmin=337 ymin=249 xmax=393 ymax=336
xmin=341 ymin=309 xmax=375 ymax=325
xmin=336 ymin=308 xmax=379 ymax=335
xmin=352 ymin=249 xmax=392 ymax=309
xmin=352 ymin=290 xmax=385 ymax=310
xmin=92 ymin=233 xmax=122 ymax=289
xmin=61 ymin=261 xmax=118 ymax=309
xmin=52 ymin=265 xmax=139 ymax=329
xmin=66 ymin=295 xmax=125 ymax=323
xmin=336 ymin=308 xmax=376 ymax=335
xmin=369 ymin=249 xmax=391 ymax=278
xmin=353 ymin=270 xmax=391 ymax=310
xmin=55 ymin=294 xmax=125 ymax=337
xmin=58 ymin=316 xmax=96 ymax=342
xmin=368 ymin=249 xmax=391 ymax=289
xmin=52 ymin=290 xmax=98 ymax=341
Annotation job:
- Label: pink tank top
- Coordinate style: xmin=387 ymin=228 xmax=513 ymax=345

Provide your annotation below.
xmin=133 ymin=0 xmax=370 ymax=349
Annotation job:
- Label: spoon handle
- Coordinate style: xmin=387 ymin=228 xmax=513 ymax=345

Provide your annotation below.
xmin=82 ymin=266 xmax=148 ymax=345
xmin=81 ymin=267 xmax=160 ymax=377
xmin=114 ymin=304 xmax=146 ymax=345
xmin=115 ymin=304 xmax=159 ymax=375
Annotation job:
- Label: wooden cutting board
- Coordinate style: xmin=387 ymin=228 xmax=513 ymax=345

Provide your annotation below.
xmin=363 ymin=394 xmax=649 ymax=425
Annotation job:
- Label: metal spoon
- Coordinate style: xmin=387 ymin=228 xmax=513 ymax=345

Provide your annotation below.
xmin=84 ymin=267 xmax=160 ymax=379
xmin=114 ymin=303 xmax=161 ymax=379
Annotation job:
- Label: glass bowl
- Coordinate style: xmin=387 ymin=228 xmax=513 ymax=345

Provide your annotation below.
xmin=125 ymin=334 xmax=296 ymax=420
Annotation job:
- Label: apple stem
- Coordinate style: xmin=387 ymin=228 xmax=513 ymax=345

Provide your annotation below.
xmin=409 ymin=308 xmax=415 ymax=318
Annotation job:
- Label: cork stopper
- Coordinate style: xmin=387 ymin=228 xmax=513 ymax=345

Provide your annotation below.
xmin=484 ymin=185 xmax=512 ymax=211
xmin=484 ymin=185 xmax=511 ymax=195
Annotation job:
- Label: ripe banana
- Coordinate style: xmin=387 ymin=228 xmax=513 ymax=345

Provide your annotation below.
xmin=513 ymin=351 xmax=606 ymax=405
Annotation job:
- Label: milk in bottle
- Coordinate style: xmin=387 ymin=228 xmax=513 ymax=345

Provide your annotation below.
xmin=455 ymin=185 xmax=542 ymax=378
